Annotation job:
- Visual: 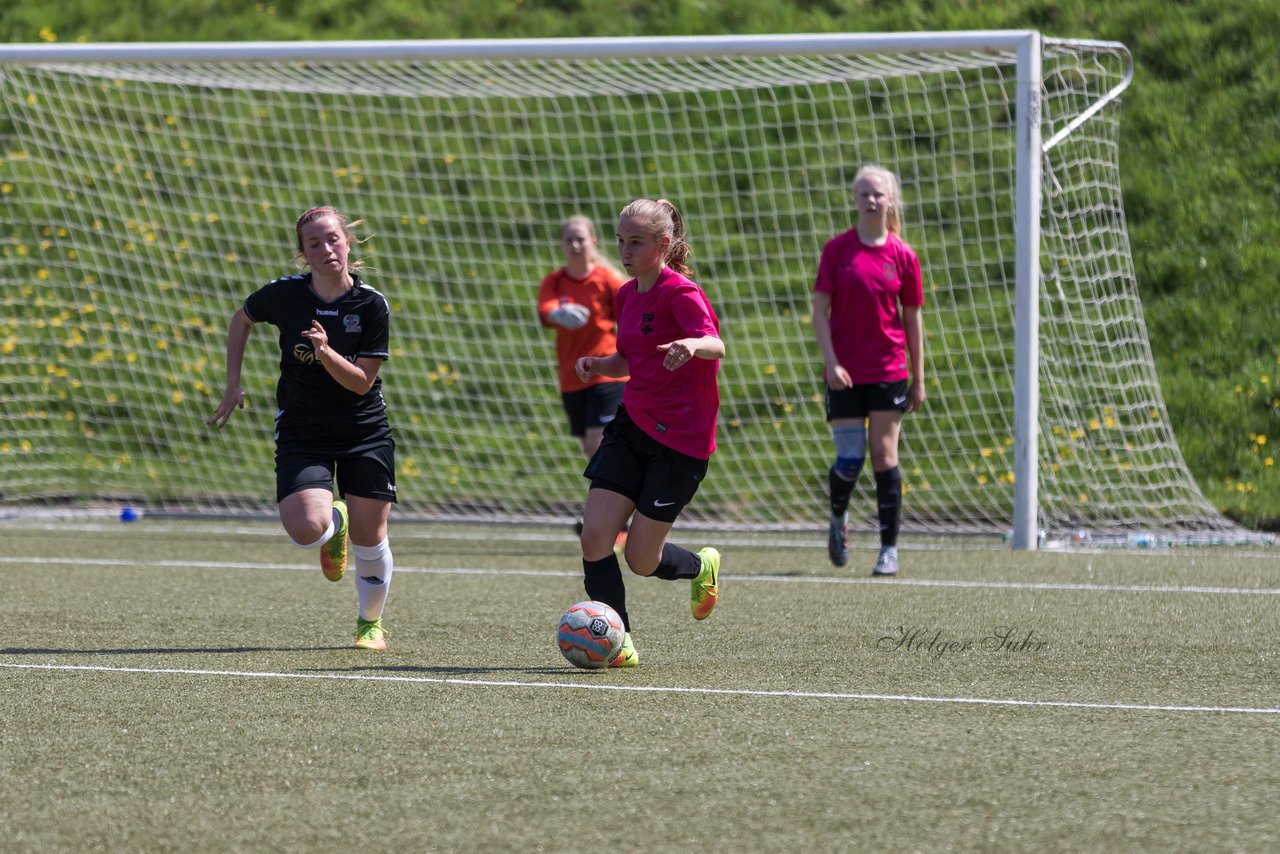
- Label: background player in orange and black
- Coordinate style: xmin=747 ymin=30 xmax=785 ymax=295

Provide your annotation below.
xmin=208 ymin=205 xmax=399 ymax=651
xmin=538 ymin=215 xmax=628 ymax=461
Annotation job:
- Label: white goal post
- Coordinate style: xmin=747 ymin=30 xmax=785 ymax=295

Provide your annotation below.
xmin=0 ymin=32 xmax=1257 ymax=547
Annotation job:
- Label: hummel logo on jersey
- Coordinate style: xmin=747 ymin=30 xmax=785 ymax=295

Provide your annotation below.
xmin=653 ymin=500 xmax=676 ymax=507
xmin=640 ymin=312 xmax=655 ymax=335
xmin=315 ymin=308 xmax=339 ymax=316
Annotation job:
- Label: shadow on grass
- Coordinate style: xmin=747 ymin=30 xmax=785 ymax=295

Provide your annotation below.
xmin=0 ymin=646 xmax=353 ymax=655
xmin=312 ymin=664 xmax=582 ymax=677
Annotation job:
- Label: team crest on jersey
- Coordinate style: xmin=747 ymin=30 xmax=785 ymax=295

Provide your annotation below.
xmin=343 ymin=314 xmax=362 ymax=333
xmin=640 ymin=312 xmax=655 ymax=335
xmin=883 ymin=262 xmax=897 ymax=282
xmin=293 ymin=343 xmax=316 ymax=365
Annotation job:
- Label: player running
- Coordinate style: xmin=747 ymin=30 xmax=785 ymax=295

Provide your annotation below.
xmin=573 ymin=198 xmax=724 ymax=667
xmin=208 ymin=206 xmax=399 ymax=651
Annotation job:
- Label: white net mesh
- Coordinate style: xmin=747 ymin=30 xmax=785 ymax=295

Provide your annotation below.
xmin=0 ymin=37 xmax=1251 ymax=539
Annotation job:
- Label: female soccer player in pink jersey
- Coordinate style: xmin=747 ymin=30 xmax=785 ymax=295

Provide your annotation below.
xmin=813 ymin=165 xmax=926 ymax=577
xmin=573 ymin=198 xmax=724 ymax=667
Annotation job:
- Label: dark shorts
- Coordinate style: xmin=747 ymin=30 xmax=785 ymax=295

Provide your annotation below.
xmin=825 ymin=379 xmax=910 ymax=421
xmin=583 ymin=406 xmax=708 ymax=524
xmin=561 ymin=382 xmax=624 ymax=437
xmin=275 ymin=422 xmax=397 ymax=504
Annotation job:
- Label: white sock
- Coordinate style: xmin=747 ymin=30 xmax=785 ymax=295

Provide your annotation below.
xmin=354 ymin=538 xmax=393 ymax=621
xmin=291 ymin=518 xmax=335 ymax=549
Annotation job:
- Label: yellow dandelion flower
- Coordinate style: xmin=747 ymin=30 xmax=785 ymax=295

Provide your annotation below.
xmin=1078 ymin=493 xmax=1088 ymax=503
xmin=980 ymin=447 xmax=992 ymax=457
xmin=1266 ymin=457 xmax=1274 ymax=467
xmin=1089 ymin=418 xmax=1101 ymax=430
xmin=444 ymin=154 xmax=457 ymax=165
xmin=764 ymin=365 xmax=775 ymax=375
xmin=1258 ymin=435 xmax=1268 ymax=446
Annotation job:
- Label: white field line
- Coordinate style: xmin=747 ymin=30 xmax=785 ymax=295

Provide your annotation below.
xmin=1 ymin=661 xmax=1275 ymax=716
xmin=2 ymin=555 xmax=1278 ymax=596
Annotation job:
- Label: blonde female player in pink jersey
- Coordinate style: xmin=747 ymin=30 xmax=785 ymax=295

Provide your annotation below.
xmin=813 ymin=164 xmax=925 ymax=577
xmin=572 ymin=198 xmax=724 ymax=667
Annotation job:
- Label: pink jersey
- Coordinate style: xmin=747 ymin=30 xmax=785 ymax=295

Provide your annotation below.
xmin=814 ymin=229 xmax=923 ymax=383
xmin=614 ymin=266 xmax=721 ymax=459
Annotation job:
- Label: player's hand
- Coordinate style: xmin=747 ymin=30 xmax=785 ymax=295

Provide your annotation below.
xmin=548 ymin=303 xmax=591 ymax=330
xmin=826 ymin=364 xmax=852 ymax=390
xmin=905 ymin=380 xmax=925 ymax=413
xmin=575 ymin=357 xmax=595 ymax=383
xmin=658 ymin=339 xmax=694 ymax=371
xmin=207 ymin=386 xmax=247 ymax=428
xmin=301 ymin=320 xmax=330 ymax=355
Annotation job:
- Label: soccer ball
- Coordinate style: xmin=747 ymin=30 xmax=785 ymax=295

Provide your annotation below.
xmin=557 ymin=600 xmax=625 ymax=669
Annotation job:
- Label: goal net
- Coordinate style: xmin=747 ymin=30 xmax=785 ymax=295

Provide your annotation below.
xmin=0 ymin=34 xmax=1255 ymax=543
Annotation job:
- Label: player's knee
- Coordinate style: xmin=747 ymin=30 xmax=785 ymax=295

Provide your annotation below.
xmin=832 ymin=423 xmax=867 ymax=479
xmin=834 ymin=455 xmax=864 ymax=480
xmin=622 ymin=542 xmax=658 ymax=577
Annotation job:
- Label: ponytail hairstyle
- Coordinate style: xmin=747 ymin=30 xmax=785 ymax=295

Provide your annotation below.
xmin=852 ymin=164 xmax=904 ymax=237
xmin=618 ymin=198 xmax=693 ymax=278
xmin=294 ymin=206 xmax=368 ymax=271
xmin=561 ymin=214 xmax=624 ymax=279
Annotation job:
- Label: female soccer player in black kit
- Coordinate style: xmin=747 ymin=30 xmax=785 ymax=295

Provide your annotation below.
xmin=208 ymin=206 xmax=398 ymax=651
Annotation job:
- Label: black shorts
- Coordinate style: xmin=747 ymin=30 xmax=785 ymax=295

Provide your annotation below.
xmin=561 ymin=382 xmax=624 ymax=437
xmin=583 ymin=406 xmax=708 ymax=524
xmin=274 ymin=422 xmax=397 ymax=504
xmin=825 ymin=379 xmax=910 ymax=421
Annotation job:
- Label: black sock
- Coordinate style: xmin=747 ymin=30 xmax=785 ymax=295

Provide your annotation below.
xmin=829 ymin=465 xmax=857 ymax=517
xmin=651 ymin=542 xmax=701 ymax=580
xmin=874 ymin=466 xmax=902 ymax=547
xmin=583 ymin=553 xmax=630 ymax=631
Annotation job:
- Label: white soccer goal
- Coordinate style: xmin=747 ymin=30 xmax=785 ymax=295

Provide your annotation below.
xmin=0 ymin=33 xmax=1258 ymax=547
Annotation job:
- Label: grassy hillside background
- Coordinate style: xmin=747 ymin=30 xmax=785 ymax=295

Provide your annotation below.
xmin=2 ymin=0 xmax=1278 ymax=527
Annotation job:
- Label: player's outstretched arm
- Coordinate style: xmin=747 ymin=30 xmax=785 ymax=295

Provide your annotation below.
xmin=208 ymin=307 xmax=255 ymax=428
xmin=576 ymin=352 xmax=627 ymax=383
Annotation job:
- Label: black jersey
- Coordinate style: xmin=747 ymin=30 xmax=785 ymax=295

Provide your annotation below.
xmin=243 ymin=272 xmax=391 ymax=430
